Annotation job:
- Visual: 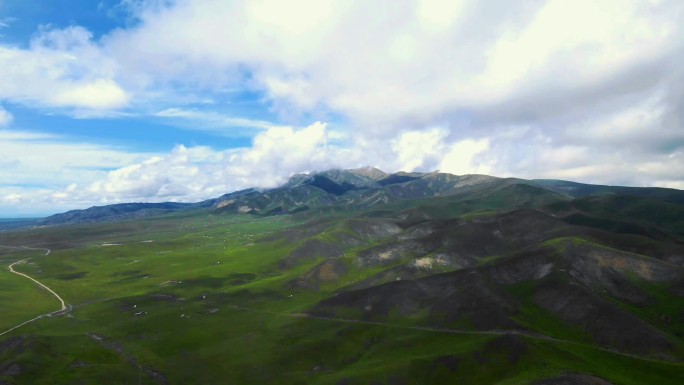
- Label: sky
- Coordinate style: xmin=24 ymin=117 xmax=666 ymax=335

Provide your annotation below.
xmin=1 ymin=0 xmax=683 ymax=217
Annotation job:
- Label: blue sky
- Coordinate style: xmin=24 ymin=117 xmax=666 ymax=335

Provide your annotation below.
xmin=1 ymin=1 xmax=122 ymax=43
xmin=0 ymin=0 xmax=282 ymax=151
xmin=1 ymin=0 xmax=683 ymax=217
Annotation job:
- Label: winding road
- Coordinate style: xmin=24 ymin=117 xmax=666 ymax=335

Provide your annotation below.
xmin=0 ymin=246 xmax=70 ymax=337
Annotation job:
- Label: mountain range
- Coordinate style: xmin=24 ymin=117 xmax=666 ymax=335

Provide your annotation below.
xmin=39 ymin=166 xmax=684 ymax=227
xmin=1 ymin=168 xmax=683 ymax=384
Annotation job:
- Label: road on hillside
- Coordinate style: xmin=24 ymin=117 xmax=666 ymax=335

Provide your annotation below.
xmin=0 ymin=245 xmax=70 ymax=337
xmin=231 ymin=305 xmax=682 ymax=365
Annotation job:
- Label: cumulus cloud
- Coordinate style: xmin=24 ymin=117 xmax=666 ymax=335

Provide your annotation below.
xmin=390 ymin=128 xmax=489 ymax=174
xmin=104 ymin=1 xmax=684 ymax=124
xmin=72 ymin=122 xmax=342 ymax=203
xmin=16 ymin=122 xmax=494 ymax=210
xmin=98 ymin=0 xmax=684 ymax=185
xmin=439 ymin=139 xmax=491 ymax=175
xmin=0 ymin=26 xmax=128 ymax=111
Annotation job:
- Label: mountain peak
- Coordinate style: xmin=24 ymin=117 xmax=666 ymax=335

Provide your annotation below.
xmin=348 ymin=166 xmax=388 ymax=180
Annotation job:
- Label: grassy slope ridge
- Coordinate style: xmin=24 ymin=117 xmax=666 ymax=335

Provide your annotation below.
xmin=0 ymin=173 xmax=682 ymax=384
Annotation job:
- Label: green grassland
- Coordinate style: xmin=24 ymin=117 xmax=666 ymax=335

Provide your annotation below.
xmin=1 ymin=205 xmax=683 ymax=384
xmin=0 ymin=248 xmax=59 ymax=332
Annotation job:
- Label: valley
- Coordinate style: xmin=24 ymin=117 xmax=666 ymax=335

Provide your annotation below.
xmin=0 ymin=169 xmax=683 ymax=384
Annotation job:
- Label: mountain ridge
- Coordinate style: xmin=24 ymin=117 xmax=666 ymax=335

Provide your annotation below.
xmin=35 ymin=168 xmax=684 ymax=227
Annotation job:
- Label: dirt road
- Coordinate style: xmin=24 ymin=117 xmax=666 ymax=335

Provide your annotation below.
xmin=0 ymin=246 xmax=70 ymax=337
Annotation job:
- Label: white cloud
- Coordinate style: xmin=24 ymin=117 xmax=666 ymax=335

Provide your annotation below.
xmin=392 ymin=128 xmax=448 ymax=171
xmin=103 ymin=0 xmax=684 ymax=124
xmin=389 ymin=128 xmax=491 ymax=174
xmin=0 ymin=129 xmax=156 ymax=200
xmin=1 ymin=193 xmax=23 ymax=205
xmin=481 ymin=122 xmax=684 ymax=188
xmin=50 ymin=121 xmax=493 ymax=208
xmin=416 ymin=0 xmax=467 ymax=33
xmin=0 ymin=122 xmax=327 ymax=215
xmin=2 ymin=1 xmax=682 ymax=130
xmin=482 ymin=0 xmax=676 ymax=96
xmin=0 ymin=122 xmax=490 ymax=212
xmin=0 ymin=130 xmax=56 ymax=141
xmin=84 ymin=122 xmax=340 ymax=201
xmin=101 ymin=0 xmax=684 ymax=189
xmin=0 ymin=105 xmax=12 ymax=126
xmin=155 ymin=108 xmax=277 ymax=133
xmin=0 ymin=26 xmax=129 ymax=111
xmin=0 ymin=17 xmax=14 ymax=29
xmin=439 ymin=139 xmax=491 ymax=175
xmin=51 ymin=79 xmax=128 ymax=109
